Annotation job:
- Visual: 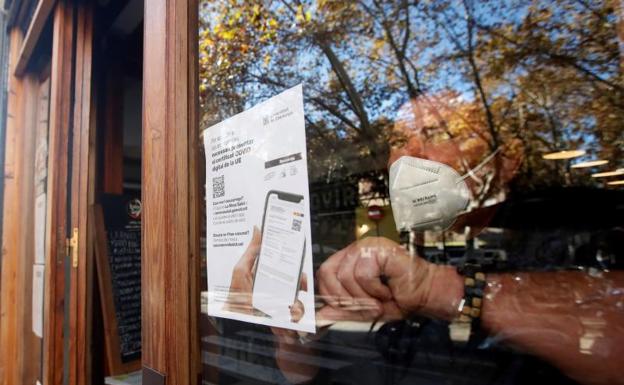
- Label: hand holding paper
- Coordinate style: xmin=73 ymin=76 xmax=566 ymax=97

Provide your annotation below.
xmin=224 ymin=226 xmax=308 ymax=322
xmin=223 ymin=227 xmax=262 ymax=315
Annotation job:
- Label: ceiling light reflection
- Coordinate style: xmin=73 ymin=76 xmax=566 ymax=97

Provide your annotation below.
xmin=571 ymin=160 xmax=609 ymax=168
xmin=543 ymin=150 xmax=586 ymax=160
xmin=592 ymin=170 xmax=624 ymax=178
xmin=607 ymin=180 xmax=624 ymax=186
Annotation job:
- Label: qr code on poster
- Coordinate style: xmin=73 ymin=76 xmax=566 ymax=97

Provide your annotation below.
xmin=212 ymin=175 xmax=225 ymax=198
xmin=291 ymin=218 xmax=302 ymax=232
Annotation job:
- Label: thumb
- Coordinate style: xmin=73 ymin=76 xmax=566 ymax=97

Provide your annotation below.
xmin=290 ymin=300 xmax=305 ymax=323
xmin=239 ymin=226 xmax=261 ymax=270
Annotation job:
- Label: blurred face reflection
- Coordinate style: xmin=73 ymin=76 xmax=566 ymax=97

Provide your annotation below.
xmin=389 ymin=97 xmax=524 ymax=209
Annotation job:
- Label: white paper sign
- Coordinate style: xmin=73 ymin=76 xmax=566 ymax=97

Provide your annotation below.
xmin=34 ymin=193 xmax=47 ymax=265
xmin=32 ymin=264 xmax=45 ymax=338
xmin=203 ymin=85 xmax=315 ymax=333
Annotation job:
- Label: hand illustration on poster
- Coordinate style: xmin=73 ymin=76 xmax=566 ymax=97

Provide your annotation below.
xmin=223 ymin=224 xmax=307 ymax=322
xmin=203 ymin=85 xmax=315 ymax=333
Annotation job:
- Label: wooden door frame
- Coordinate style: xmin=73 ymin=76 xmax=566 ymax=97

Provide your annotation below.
xmin=68 ymin=2 xmax=95 ymax=385
xmin=0 ymin=1 xmax=76 ymax=385
xmin=0 ymin=27 xmax=29 ymax=385
xmin=142 ymin=0 xmax=200 ymax=383
xmin=43 ymin=1 xmax=75 ymax=385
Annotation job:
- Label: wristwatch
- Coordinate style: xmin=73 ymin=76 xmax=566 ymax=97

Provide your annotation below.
xmin=450 ymin=263 xmax=486 ymax=343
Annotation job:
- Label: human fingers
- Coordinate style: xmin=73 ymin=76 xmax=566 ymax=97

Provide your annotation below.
xmin=316 ymin=300 xmax=383 ymax=323
xmin=318 ymin=271 xmax=352 ymax=307
xmin=353 ymin=244 xmax=393 ymax=301
xmin=317 ymin=248 xmax=351 ymax=307
xmin=223 ymin=298 xmax=254 ymax=315
xmin=381 ymin=301 xmax=405 ymax=321
xmin=239 ymin=226 xmax=261 ymax=271
xmin=290 ymin=299 xmax=305 ymax=323
xmin=337 ymin=246 xmax=383 ymax=305
xmin=366 ymin=237 xmax=412 ymax=282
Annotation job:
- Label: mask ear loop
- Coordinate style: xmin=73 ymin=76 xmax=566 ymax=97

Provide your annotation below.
xmin=457 ymin=146 xmax=502 ymax=184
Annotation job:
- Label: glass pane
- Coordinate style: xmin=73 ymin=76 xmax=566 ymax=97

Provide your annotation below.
xmin=198 ymin=1 xmax=624 ymax=384
xmin=34 ymin=75 xmax=51 ymax=385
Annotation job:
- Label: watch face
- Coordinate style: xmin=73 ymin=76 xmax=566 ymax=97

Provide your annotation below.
xmin=127 ymin=198 xmax=142 ymax=220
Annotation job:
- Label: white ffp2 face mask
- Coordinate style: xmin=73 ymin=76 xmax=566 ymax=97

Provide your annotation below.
xmin=389 ymin=149 xmax=500 ymax=232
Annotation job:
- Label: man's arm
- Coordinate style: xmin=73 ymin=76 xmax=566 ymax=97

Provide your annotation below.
xmin=318 ymin=237 xmax=624 ymax=385
xmin=429 ymin=267 xmax=624 ymax=385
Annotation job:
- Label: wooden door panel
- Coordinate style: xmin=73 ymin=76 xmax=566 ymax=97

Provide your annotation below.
xmin=142 ymin=0 xmax=200 ymax=383
xmin=68 ymin=2 xmax=95 ymax=385
xmin=43 ymin=2 xmax=74 ymax=385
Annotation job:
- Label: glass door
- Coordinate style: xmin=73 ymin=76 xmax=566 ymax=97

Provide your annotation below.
xmin=195 ymin=2 xmax=624 ymax=385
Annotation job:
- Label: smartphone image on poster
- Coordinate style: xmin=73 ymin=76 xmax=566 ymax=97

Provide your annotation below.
xmin=252 ymin=190 xmax=306 ymax=320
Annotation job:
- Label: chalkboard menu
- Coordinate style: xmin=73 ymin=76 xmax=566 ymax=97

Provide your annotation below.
xmin=94 ymin=194 xmax=142 ymax=373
